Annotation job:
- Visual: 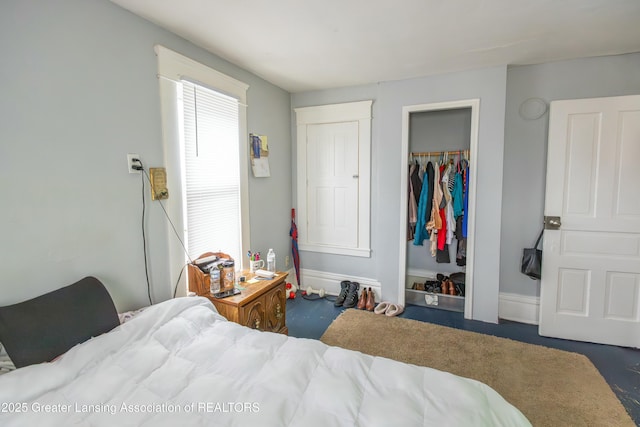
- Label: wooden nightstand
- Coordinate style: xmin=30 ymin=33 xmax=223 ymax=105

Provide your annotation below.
xmin=204 ymin=271 xmax=288 ymax=335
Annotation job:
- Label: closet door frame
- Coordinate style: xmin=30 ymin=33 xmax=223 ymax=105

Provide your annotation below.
xmin=398 ymin=99 xmax=480 ymax=320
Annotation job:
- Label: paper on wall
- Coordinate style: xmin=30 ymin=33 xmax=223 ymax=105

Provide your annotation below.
xmin=251 ymin=157 xmax=271 ymax=177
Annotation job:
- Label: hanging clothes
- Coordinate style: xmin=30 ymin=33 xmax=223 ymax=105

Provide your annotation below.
xmin=408 ymin=163 xmax=418 ymax=240
xmin=407 ymin=151 xmax=470 ymax=266
xmin=425 ymin=161 xmax=434 ymax=233
xmin=455 ymin=161 xmax=469 ymax=266
xmin=456 ymin=238 xmax=467 ymax=266
xmin=413 ymin=163 xmax=431 ymax=246
xmin=427 ymin=162 xmax=442 ymax=230
xmin=453 ymin=170 xmax=464 ymax=219
xmin=462 ymin=165 xmax=469 ymax=238
xmin=447 ymin=161 xmax=456 ymax=193
xmin=427 ymin=162 xmax=441 ymax=257
xmin=441 ymin=161 xmax=456 ymax=245
xmin=410 ymin=160 xmax=422 ymax=206
xmin=437 ymin=163 xmax=448 ymax=252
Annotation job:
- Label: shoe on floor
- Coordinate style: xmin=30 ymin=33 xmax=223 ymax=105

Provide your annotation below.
xmin=334 ymin=280 xmax=350 ymax=306
xmin=343 ymin=282 xmax=360 ymax=308
xmin=374 ymin=301 xmax=390 ymax=315
xmin=356 ymin=287 xmax=368 ymax=310
xmin=374 ymin=301 xmax=404 ymax=316
xmin=385 ymin=303 xmax=404 ymax=317
xmin=365 ymin=287 xmax=375 ymax=311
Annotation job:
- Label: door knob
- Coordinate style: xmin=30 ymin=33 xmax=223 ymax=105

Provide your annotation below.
xmin=544 ymin=216 xmax=561 ymax=230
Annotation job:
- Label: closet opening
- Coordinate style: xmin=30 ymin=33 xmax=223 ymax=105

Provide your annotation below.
xmin=398 ymin=100 xmax=479 ymax=320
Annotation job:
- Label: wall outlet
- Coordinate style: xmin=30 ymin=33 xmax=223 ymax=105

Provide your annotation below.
xmin=127 ymin=153 xmax=141 ymax=174
xmin=285 ymin=255 xmax=290 ymax=267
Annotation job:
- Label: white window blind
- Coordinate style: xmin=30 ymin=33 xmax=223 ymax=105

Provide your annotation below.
xmin=181 ymin=80 xmax=242 ymax=264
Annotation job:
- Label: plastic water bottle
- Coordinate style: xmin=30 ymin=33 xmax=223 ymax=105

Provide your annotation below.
xmin=267 ymin=248 xmax=276 ymax=272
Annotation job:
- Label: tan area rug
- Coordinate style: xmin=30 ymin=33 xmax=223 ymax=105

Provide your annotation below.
xmin=320 ymin=309 xmax=634 ymax=427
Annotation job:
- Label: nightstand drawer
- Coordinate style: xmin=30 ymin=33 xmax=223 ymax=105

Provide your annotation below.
xmin=205 ymin=271 xmax=288 ymax=334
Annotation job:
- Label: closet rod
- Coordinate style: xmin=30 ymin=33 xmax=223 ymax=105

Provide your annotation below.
xmin=410 ymin=149 xmax=470 ymax=157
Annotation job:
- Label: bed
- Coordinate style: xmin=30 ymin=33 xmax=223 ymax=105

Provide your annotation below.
xmin=0 ymin=278 xmax=530 ymax=426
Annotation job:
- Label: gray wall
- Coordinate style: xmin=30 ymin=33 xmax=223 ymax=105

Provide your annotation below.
xmin=292 ymin=66 xmax=508 ymax=323
xmin=500 ymin=52 xmax=640 ymax=298
xmin=409 ymin=108 xmax=472 ymax=152
xmin=0 ymin=0 xmax=291 ymax=311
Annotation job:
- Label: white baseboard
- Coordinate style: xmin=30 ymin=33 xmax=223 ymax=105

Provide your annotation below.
xmin=299 ymin=268 xmax=382 ymax=302
xmin=295 ymin=269 xmax=538 ymax=325
xmin=498 ymin=292 xmax=539 ymax=325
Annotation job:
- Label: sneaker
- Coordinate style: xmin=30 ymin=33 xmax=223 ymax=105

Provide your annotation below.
xmin=343 ymin=282 xmax=360 ymax=308
xmin=334 ymin=281 xmax=351 ymax=306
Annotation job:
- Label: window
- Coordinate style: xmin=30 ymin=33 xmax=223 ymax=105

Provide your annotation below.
xmin=155 ymin=46 xmax=250 ymax=294
xmin=180 ymin=81 xmax=242 ymax=263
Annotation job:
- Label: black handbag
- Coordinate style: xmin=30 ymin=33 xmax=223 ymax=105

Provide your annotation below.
xmin=521 ymin=229 xmax=544 ymax=280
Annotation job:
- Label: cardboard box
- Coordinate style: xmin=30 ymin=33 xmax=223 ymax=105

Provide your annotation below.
xmin=188 ymin=252 xmax=232 ymax=296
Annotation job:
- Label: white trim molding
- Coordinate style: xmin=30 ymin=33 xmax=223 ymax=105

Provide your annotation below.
xmin=398 ymin=99 xmax=480 ymax=320
xmin=155 ymin=45 xmax=249 ymax=104
xmin=498 ymin=292 xmax=540 ymax=325
xmin=155 ymin=45 xmax=251 ymax=295
xmin=299 ymin=268 xmax=382 ymax=302
xmin=295 ymin=100 xmax=373 ymax=258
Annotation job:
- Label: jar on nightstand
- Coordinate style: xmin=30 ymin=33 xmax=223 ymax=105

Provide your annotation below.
xmin=210 ymin=268 xmax=220 ymax=294
xmin=222 ymin=260 xmax=235 ymax=291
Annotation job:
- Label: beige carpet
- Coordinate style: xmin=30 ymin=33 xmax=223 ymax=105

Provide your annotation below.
xmin=320 ymin=309 xmax=634 ymax=427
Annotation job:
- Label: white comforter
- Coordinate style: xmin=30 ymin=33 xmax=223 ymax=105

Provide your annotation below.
xmin=0 ymin=297 xmax=530 ymax=426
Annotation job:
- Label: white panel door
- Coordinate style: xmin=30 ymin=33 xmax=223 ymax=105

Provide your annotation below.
xmin=306 ymin=122 xmax=359 ymax=248
xmin=540 ymin=94 xmax=640 ymax=348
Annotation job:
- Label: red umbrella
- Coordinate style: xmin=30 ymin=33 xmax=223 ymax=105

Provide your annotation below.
xmin=290 ymin=208 xmax=300 ymax=287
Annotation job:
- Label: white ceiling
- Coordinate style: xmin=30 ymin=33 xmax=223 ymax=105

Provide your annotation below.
xmin=111 ymin=0 xmax=640 ymax=93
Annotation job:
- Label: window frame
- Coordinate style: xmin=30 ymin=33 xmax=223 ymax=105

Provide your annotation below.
xmin=155 ymin=45 xmax=250 ymax=295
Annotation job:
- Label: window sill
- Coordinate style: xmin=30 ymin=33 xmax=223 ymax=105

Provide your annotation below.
xmin=299 ymin=244 xmax=371 ymax=258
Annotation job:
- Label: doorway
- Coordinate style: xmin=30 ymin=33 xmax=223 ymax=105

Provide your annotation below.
xmin=398 ymin=99 xmax=480 ymax=319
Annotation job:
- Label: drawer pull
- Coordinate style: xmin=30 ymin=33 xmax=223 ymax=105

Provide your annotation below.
xmin=275 ymin=303 xmax=282 ymax=319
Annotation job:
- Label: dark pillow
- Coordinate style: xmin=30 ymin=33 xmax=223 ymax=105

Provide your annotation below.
xmin=0 ymin=276 xmax=120 ymax=368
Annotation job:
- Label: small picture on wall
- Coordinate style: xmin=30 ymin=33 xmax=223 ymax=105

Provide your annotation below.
xmin=250 ymin=133 xmax=270 ymax=177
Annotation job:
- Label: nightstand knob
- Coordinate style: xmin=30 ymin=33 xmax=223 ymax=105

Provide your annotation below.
xmin=275 ymin=303 xmax=282 ymax=319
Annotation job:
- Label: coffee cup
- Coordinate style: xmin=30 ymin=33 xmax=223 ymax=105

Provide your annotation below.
xmin=250 ymin=259 xmax=265 ymax=272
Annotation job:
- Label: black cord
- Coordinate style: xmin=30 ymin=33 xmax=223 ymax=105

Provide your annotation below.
xmin=140 ymin=168 xmax=193 ymax=299
xmin=301 ymin=293 xmax=327 ymax=301
xmin=173 ymin=263 xmax=189 ymax=298
xmin=138 ymin=164 xmax=194 ymax=300
xmin=139 ymin=166 xmax=153 ymax=306
xmin=134 ymin=159 xmax=197 ymax=301
xmin=141 ymin=168 xmax=193 ymax=265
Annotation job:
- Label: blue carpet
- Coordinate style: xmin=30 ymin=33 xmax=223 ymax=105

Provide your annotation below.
xmin=287 ymin=296 xmax=640 ymax=425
